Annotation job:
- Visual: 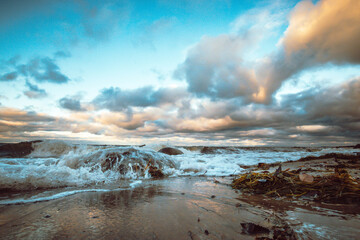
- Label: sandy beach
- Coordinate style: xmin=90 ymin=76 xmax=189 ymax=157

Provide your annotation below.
xmin=1 ymin=156 xmax=360 ymax=240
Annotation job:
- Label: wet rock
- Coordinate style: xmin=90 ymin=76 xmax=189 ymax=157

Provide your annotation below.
xmin=200 ymin=146 xmax=217 ymax=154
xmin=241 ymin=223 xmax=270 ymax=235
xmin=101 ymin=152 xmax=122 ymax=171
xmin=0 ymin=140 xmax=42 ymax=158
xmin=158 ymin=147 xmax=183 ymax=155
xmin=148 ymin=166 xmax=164 ymax=178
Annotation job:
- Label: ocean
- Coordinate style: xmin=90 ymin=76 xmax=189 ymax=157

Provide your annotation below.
xmin=0 ymin=140 xmax=355 ymax=205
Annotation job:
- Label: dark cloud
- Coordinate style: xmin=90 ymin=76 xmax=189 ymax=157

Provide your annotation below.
xmin=0 ymin=72 xmax=18 ymax=81
xmin=175 ymin=34 xmax=259 ymax=102
xmin=23 ymin=81 xmax=47 ymax=99
xmin=93 ymin=86 xmax=188 ymax=111
xmin=59 ymin=95 xmax=85 ymax=111
xmin=0 ymin=0 xmax=130 ymax=46
xmin=54 ymin=50 xmax=72 ymax=59
xmin=77 ymin=1 xmax=130 ymax=42
xmin=1 ymin=56 xmax=70 ymax=84
xmin=0 ymin=0 xmax=51 ymax=27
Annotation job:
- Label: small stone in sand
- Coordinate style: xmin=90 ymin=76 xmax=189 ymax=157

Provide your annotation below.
xmin=44 ymin=215 xmax=51 ymax=218
xmin=204 ymin=230 xmax=209 ymax=235
xmin=211 ymin=195 xmax=216 ymax=198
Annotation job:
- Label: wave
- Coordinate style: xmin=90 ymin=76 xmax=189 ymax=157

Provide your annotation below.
xmin=0 ymin=140 xmax=356 ymax=192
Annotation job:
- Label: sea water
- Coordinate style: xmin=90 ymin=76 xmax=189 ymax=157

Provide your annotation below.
xmin=0 ymin=140 xmax=356 ymax=205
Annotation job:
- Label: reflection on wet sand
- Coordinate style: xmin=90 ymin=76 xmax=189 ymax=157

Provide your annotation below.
xmin=0 ymin=177 xmax=360 ymax=240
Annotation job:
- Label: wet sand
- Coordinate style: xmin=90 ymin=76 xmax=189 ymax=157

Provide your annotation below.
xmin=1 ymin=176 xmax=360 ymax=240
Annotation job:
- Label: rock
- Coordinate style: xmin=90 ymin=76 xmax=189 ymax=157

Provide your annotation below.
xmin=200 ymin=146 xmax=217 ymax=154
xmin=211 ymin=195 xmax=216 ymax=198
xmin=158 ymin=147 xmax=183 ymax=155
xmin=0 ymin=140 xmax=42 ymax=158
xmin=240 ymin=223 xmax=270 ymax=235
xmin=148 ymin=166 xmax=164 ymax=178
xmin=299 ymin=173 xmax=314 ymax=183
xmin=354 ymin=144 xmax=360 ymax=149
xmin=44 ymin=214 xmax=51 ymax=218
xmin=101 ymin=152 xmax=122 ymax=171
xmin=204 ymin=230 xmax=209 ymax=235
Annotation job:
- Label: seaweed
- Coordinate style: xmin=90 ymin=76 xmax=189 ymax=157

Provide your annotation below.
xmin=232 ymin=167 xmax=360 ymax=204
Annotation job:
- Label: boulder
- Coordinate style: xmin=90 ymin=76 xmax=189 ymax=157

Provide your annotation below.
xmin=158 ymin=147 xmax=183 ymax=155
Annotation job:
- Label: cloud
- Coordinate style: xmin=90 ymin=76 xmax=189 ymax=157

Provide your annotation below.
xmin=0 ymin=107 xmax=56 ymax=140
xmin=175 ymin=0 xmax=360 ymax=104
xmin=59 ymin=95 xmax=85 ymax=111
xmin=0 ymin=72 xmax=18 ymax=81
xmin=0 ymin=1 xmax=130 ymax=46
xmin=1 ymin=56 xmax=70 ymax=84
xmin=23 ymin=81 xmax=47 ymax=99
xmin=54 ymin=50 xmax=71 ymax=59
xmin=93 ymin=86 xmax=188 ymax=111
xmin=283 ymin=0 xmax=360 ymax=64
xmin=77 ymin=1 xmax=129 ymax=42
xmin=134 ymin=17 xmax=177 ymax=49
xmin=174 ymin=4 xmax=288 ymax=103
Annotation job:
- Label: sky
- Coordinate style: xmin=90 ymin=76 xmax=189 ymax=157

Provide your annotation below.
xmin=0 ymin=0 xmax=359 ymax=146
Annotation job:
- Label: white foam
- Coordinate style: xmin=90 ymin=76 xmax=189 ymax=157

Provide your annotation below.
xmin=0 ymin=188 xmax=121 ymax=205
xmin=0 ymin=140 xmax=355 ymax=193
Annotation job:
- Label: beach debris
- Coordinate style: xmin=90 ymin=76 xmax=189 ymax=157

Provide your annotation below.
xmin=197 ymin=217 xmax=200 ymax=222
xmin=241 ymin=223 xmax=270 ymax=235
xmin=92 ymin=216 xmax=99 ymax=219
xmin=211 ymin=195 xmax=216 ymax=198
xmin=158 ymin=147 xmax=183 ymax=155
xmin=274 ymin=165 xmax=282 ymax=177
xmin=232 ymin=167 xmax=360 ymax=204
xmin=213 ymin=178 xmax=220 ymax=183
xmin=204 ymin=230 xmax=209 ymax=235
xmin=258 ymin=163 xmax=270 ymax=170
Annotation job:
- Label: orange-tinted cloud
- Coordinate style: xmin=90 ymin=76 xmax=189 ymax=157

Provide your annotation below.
xmin=283 ymin=0 xmax=360 ymax=63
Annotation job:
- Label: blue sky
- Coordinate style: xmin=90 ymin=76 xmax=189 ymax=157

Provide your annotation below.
xmin=0 ymin=0 xmax=359 ymax=146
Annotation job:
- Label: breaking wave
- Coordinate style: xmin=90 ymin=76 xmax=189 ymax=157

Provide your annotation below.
xmin=0 ymin=140 xmax=356 ymax=192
